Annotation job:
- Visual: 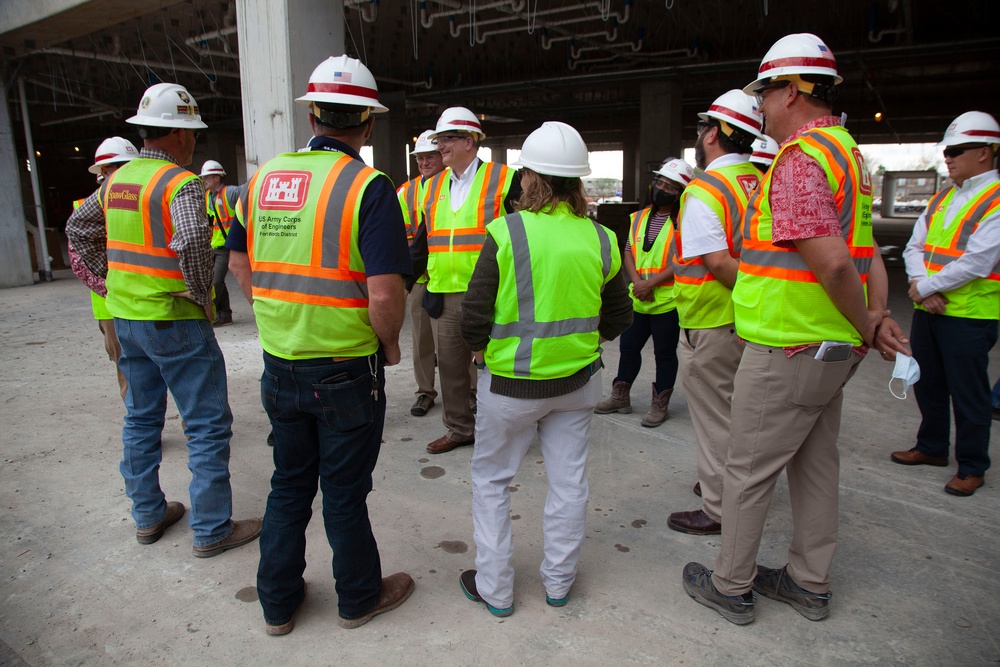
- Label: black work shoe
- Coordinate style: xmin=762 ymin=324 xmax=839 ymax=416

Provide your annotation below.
xmin=410 ymin=394 xmax=434 ymax=417
xmin=752 ymin=564 xmax=831 ymax=621
xmin=460 ymin=570 xmax=513 ymax=617
xmin=682 ymin=562 xmax=755 ymax=625
xmin=266 ymin=431 xmax=275 ymax=447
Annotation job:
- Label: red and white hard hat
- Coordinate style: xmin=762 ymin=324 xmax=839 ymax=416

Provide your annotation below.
xmin=410 ymin=130 xmax=439 ymax=155
xmin=743 ymin=33 xmax=842 ymax=95
xmin=652 ymin=158 xmax=695 ymax=187
xmin=699 ymin=89 xmax=764 ymax=141
xmin=511 ymin=121 xmax=590 ymax=177
xmin=939 ymin=111 xmax=1000 ymax=147
xmin=295 ymin=55 xmax=388 ymax=113
xmin=199 ymin=160 xmax=226 ymax=177
xmin=750 ymin=135 xmax=780 ymax=167
xmin=126 ymin=83 xmax=208 ymax=129
xmin=88 ymin=136 xmax=138 ymax=175
xmin=433 ymin=107 xmax=485 ymax=141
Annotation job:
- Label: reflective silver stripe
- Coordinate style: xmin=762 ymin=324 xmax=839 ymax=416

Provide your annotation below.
xmin=422 ymin=173 xmax=445 ymax=226
xmin=591 ymin=220 xmax=612 ymax=280
xmin=252 ymin=270 xmax=368 ymax=299
xmin=742 ymin=247 xmax=870 ymax=274
xmin=108 ymin=247 xmax=181 ymax=272
xmin=742 ymin=187 xmax=762 ymax=240
xmin=806 ymin=132 xmax=855 ymax=235
xmin=956 ymin=189 xmax=1000 ymax=249
xmin=491 ymin=213 xmax=601 ymax=377
xmin=146 ymin=166 xmax=191 ymax=248
xmin=673 ymin=262 xmax=709 ymax=279
xmin=698 ymin=172 xmax=743 ymax=235
xmin=427 ymin=232 xmax=486 ymax=247
xmin=481 ymin=163 xmax=505 ymax=220
xmin=320 ymin=159 xmax=371 ymax=269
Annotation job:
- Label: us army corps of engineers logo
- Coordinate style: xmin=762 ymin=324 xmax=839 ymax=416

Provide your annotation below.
xmin=258 ymin=171 xmax=311 ymax=211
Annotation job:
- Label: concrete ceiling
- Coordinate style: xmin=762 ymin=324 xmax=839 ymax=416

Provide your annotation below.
xmin=3 ymin=0 xmax=999 ymax=155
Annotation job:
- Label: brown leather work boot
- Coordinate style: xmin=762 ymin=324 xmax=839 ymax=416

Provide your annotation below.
xmin=594 ymin=380 xmax=632 ymax=414
xmin=641 ymin=383 xmax=672 ymax=427
xmin=338 ymin=572 xmax=415 ymax=629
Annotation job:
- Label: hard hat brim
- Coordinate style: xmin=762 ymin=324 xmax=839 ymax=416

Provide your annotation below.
xmin=126 ymin=114 xmax=208 ymax=129
xmin=294 ymin=94 xmax=388 ymax=113
xmin=511 ymin=158 xmax=590 ymax=178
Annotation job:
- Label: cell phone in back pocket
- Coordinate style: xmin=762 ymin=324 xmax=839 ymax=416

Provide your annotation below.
xmin=319 ymin=372 xmax=351 ymax=384
xmin=815 ymin=340 xmax=852 ymax=362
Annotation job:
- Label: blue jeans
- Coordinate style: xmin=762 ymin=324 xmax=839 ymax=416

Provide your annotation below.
xmin=910 ymin=310 xmax=997 ymax=476
xmin=256 ymin=351 xmax=385 ymax=625
xmin=614 ymin=308 xmax=681 ymax=390
xmin=115 ymin=318 xmax=234 ymax=546
xmin=992 ymin=377 xmax=1000 ymax=410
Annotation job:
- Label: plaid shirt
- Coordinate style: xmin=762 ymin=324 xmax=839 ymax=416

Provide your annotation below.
xmin=65 ymin=148 xmax=213 ymax=306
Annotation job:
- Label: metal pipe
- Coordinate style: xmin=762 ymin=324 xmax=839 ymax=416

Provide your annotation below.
xmin=18 ymin=77 xmax=52 ymax=282
xmin=40 ymin=109 xmax=118 ymax=127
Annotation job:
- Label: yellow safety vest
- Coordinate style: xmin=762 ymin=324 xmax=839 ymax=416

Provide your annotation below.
xmin=245 ymin=150 xmax=381 ymax=359
xmin=486 ymin=205 xmax=620 ymax=380
xmin=397 ymin=176 xmax=429 ymax=284
xmin=919 ymin=183 xmax=1000 ymax=319
xmin=208 ymin=185 xmax=237 ymax=248
xmin=673 ymin=162 xmax=759 ymax=329
xmin=423 ymin=161 xmax=515 ymax=293
xmin=102 ymin=158 xmax=205 ymax=321
xmin=735 ymin=125 xmax=874 ymax=346
xmin=628 ymin=207 xmax=676 ymax=315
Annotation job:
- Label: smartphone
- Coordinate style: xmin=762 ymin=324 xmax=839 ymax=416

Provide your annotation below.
xmin=319 ymin=372 xmax=351 ymax=384
xmin=815 ymin=340 xmax=853 ymax=362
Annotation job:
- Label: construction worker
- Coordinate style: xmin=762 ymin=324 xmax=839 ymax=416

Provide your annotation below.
xmin=410 ymin=107 xmax=521 ymax=454
xmin=66 ymin=83 xmax=261 ymax=558
xmin=750 ymin=135 xmax=780 ymax=173
xmin=244 ymin=55 xmax=414 ymax=635
xmin=683 ymin=33 xmax=900 ymax=624
xmin=594 ymin=158 xmax=694 ymax=427
xmin=200 ymin=160 xmax=238 ymax=326
xmin=891 ymin=111 xmax=1000 ymax=497
xmin=68 ymin=137 xmax=139 ymax=402
xmin=459 ymin=121 xmax=632 ymax=616
xmin=399 ymin=130 xmax=445 ymax=417
xmin=666 ymin=90 xmax=763 ymax=537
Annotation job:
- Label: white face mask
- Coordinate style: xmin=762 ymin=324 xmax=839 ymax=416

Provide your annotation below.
xmin=889 ymin=353 xmax=921 ymax=400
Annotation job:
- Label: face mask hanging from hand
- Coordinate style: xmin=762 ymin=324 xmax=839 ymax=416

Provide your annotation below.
xmin=889 ymin=352 xmax=921 ymax=400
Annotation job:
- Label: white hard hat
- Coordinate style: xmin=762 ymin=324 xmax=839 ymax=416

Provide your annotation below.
xmin=698 ymin=90 xmax=764 ymax=141
xmin=295 ymin=55 xmax=388 ymax=112
xmin=410 ymin=130 xmax=439 ymax=155
xmin=652 ymin=158 xmax=695 ymax=187
xmin=939 ymin=111 xmax=1000 ymax=147
xmin=433 ymin=107 xmax=485 ymax=141
xmin=126 ymin=83 xmax=208 ymax=129
xmin=89 ymin=136 xmax=138 ymax=175
xmin=199 ymin=160 xmax=226 ymax=177
xmin=511 ymin=121 xmax=590 ymax=178
xmin=743 ymin=33 xmax=842 ymax=95
xmin=750 ymin=135 xmax=780 ymax=167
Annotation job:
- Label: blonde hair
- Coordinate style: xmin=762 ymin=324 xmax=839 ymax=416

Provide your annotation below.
xmin=515 ymin=168 xmax=588 ymax=218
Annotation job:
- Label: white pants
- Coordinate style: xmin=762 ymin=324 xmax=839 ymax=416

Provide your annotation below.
xmin=471 ymin=369 xmax=602 ymax=608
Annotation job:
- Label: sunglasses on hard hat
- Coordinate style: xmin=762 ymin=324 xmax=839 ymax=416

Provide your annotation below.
xmin=753 ymin=81 xmax=791 ymax=106
xmin=942 ymin=144 xmax=987 ymax=159
xmin=432 ymin=134 xmax=468 ymax=145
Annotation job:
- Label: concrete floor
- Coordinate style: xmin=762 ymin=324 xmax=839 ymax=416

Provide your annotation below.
xmin=1 ymin=264 xmax=998 ymax=666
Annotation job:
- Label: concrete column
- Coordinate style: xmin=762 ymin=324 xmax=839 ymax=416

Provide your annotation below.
xmin=622 ymin=138 xmax=638 ymax=203
xmin=236 ymin=0 xmax=344 ymax=171
xmin=370 ymin=91 xmax=407 ymax=187
xmin=0 ymin=80 xmax=35 ymax=287
xmin=639 ymin=81 xmax=683 ymax=198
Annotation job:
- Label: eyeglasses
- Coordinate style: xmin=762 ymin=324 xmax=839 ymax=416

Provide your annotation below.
xmin=753 ymin=81 xmax=790 ymax=106
xmin=942 ymin=144 xmax=986 ymax=159
xmin=696 ymin=120 xmax=715 ymax=137
xmin=432 ymin=134 xmax=467 ymax=146
xmin=652 ymin=176 xmax=682 ymax=192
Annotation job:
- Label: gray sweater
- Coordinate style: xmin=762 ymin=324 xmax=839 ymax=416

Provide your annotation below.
xmin=460 ymin=235 xmax=633 ymax=399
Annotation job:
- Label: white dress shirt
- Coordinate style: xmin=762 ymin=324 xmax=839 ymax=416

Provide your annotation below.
xmin=450 ymin=157 xmax=481 ymax=212
xmin=677 ymin=153 xmax=752 ymax=259
xmin=902 ymin=169 xmax=1000 ymax=297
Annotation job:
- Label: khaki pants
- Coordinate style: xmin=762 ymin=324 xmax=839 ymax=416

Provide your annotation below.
xmin=678 ymin=326 xmax=743 ymax=522
xmin=430 ymin=292 xmax=476 ymax=440
xmin=98 ymin=319 xmax=128 ymax=401
xmin=712 ymin=342 xmax=862 ymax=596
xmin=409 ymin=283 xmax=438 ymax=399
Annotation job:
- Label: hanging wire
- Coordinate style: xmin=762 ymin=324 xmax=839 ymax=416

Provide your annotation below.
xmin=527 ymin=0 xmax=539 ymax=34
xmin=469 ymin=0 xmax=477 ymax=47
xmin=339 ymin=2 xmax=362 ymax=59
xmin=411 ymin=0 xmax=420 ymax=59
xmin=599 ymin=0 xmax=611 ymax=21
xmin=665 ymin=0 xmax=675 ymax=9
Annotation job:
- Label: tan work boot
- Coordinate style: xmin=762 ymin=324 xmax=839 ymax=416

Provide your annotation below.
xmin=641 ymin=383 xmax=672 ymax=427
xmin=594 ymin=380 xmax=632 ymax=414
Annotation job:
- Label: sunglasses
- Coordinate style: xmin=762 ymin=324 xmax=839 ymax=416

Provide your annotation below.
xmin=432 ymin=134 xmax=467 ymax=145
xmin=696 ymin=120 xmax=715 ymax=137
xmin=753 ymin=81 xmax=791 ymax=106
xmin=942 ymin=144 xmax=986 ymax=159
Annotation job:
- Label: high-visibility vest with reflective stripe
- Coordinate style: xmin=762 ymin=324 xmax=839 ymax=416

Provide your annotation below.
xmin=102 ymin=158 xmax=204 ymax=321
xmin=486 ymin=206 xmax=620 ymax=380
xmin=73 ymin=198 xmax=85 ymax=209
xmin=73 ymin=198 xmax=112 ymax=320
xmin=734 ymin=125 xmax=874 ymax=346
xmin=674 ymin=162 xmax=758 ymax=329
xmin=397 ymin=176 xmax=429 ymax=284
xmin=245 ymin=150 xmax=379 ymax=360
xmin=628 ymin=207 xmax=676 ymax=315
xmin=208 ymin=184 xmax=237 ymax=248
xmin=423 ymin=161 xmax=515 ymax=293
xmin=919 ymin=183 xmax=1000 ymax=319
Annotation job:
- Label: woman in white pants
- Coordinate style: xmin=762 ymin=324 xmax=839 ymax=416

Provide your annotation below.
xmin=458 ymin=122 xmax=633 ymax=616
